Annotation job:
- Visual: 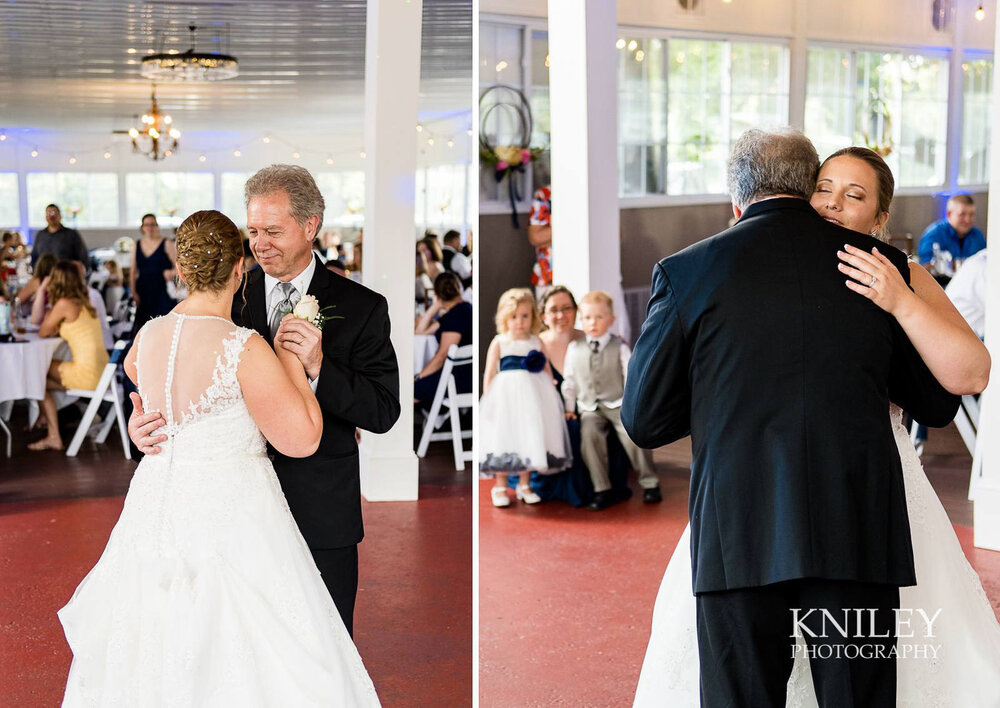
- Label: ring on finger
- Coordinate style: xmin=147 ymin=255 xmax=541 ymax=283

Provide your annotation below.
xmin=869 ymin=274 xmax=878 ymax=287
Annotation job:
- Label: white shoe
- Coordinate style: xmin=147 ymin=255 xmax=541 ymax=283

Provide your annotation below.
xmin=491 ymin=486 xmax=511 ymax=507
xmin=516 ymin=484 xmax=542 ymax=504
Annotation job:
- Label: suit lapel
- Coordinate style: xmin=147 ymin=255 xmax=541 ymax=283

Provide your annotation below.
xmin=306 ymin=254 xmax=334 ymax=307
xmin=246 ymin=267 xmax=271 ymax=345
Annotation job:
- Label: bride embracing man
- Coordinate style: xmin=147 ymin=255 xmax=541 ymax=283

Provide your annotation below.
xmin=624 ymin=128 xmax=1000 ymax=707
xmin=58 ymin=166 xmax=399 ymax=705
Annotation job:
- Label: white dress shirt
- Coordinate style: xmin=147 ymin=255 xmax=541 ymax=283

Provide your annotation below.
xmin=946 ymin=249 xmax=987 ymax=339
xmin=263 ymin=256 xmax=320 ymax=388
xmin=443 ymin=246 xmax=472 ymax=280
xmin=561 ymin=332 xmax=632 ymax=412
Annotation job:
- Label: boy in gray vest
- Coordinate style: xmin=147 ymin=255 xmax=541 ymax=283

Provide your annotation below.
xmin=563 ymin=291 xmax=660 ymax=511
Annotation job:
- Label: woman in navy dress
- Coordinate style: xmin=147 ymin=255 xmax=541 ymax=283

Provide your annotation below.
xmin=414 ymin=272 xmax=473 ymax=404
xmin=512 ymin=286 xmax=631 ymax=506
xmin=129 ymin=213 xmax=177 ymax=333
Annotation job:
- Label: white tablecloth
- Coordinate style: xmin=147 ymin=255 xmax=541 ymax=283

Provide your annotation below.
xmin=0 ymin=332 xmax=64 ymax=402
xmin=414 ymin=334 xmax=438 ymax=374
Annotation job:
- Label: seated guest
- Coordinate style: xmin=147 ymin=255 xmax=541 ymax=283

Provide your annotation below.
xmin=563 ymin=291 xmax=660 ymax=511
xmin=946 ymin=249 xmax=987 ymax=339
xmin=1 ymin=231 xmax=28 ymax=263
xmin=73 ymin=261 xmax=112 ymax=350
xmin=442 ymin=230 xmax=473 ymax=289
xmin=512 ymin=286 xmax=632 ymax=507
xmin=415 ymin=243 xmax=434 ymax=312
xmin=17 ymin=252 xmax=58 ymax=311
xmin=417 ymin=236 xmax=444 ymax=282
xmin=102 ymin=260 xmax=125 ymax=314
xmin=414 ymin=272 xmax=472 ymax=406
xmin=28 ymin=260 xmax=110 ymax=451
xmin=918 ymin=194 xmax=986 ymax=271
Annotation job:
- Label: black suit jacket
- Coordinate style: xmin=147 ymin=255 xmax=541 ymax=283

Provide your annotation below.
xmin=233 ymin=257 xmax=401 ymax=549
xmin=621 ymin=198 xmax=959 ymax=594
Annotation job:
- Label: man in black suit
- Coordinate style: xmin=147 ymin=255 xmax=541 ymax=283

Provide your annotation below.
xmin=128 ymin=165 xmax=400 ymax=637
xmin=622 ymin=129 xmax=959 ymax=707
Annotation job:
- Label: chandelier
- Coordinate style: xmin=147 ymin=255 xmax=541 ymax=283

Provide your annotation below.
xmin=128 ymin=86 xmax=180 ymax=161
xmin=141 ymin=24 xmax=238 ymax=82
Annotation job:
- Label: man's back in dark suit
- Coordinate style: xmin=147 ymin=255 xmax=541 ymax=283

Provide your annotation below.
xmin=623 ymin=197 xmax=958 ymax=594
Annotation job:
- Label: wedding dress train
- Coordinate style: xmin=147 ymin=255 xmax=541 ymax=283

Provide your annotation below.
xmin=58 ymin=313 xmax=379 ymax=706
xmin=633 ymin=405 xmax=1000 ymax=707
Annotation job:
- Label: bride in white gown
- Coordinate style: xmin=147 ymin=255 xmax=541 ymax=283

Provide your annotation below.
xmin=58 ymin=210 xmax=379 ymax=706
xmin=634 ymin=149 xmax=1000 ymax=707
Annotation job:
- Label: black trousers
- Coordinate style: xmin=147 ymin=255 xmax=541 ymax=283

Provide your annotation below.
xmin=696 ymin=578 xmax=899 ymax=708
xmin=310 ymin=545 xmax=359 ymax=638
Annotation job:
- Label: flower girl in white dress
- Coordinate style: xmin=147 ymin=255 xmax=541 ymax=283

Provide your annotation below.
xmin=634 ymin=149 xmax=1000 ymax=706
xmin=58 ymin=211 xmax=379 ymax=706
xmin=480 ymin=288 xmax=572 ymax=507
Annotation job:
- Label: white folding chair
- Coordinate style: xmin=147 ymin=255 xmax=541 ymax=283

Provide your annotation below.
xmin=416 ymin=344 xmax=474 ymax=470
xmin=0 ymin=406 xmax=10 ymax=458
xmin=65 ymin=340 xmax=131 ymax=460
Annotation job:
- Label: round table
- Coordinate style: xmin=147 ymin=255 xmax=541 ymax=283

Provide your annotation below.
xmin=0 ymin=331 xmax=64 ymax=403
xmin=414 ymin=334 xmax=438 ymax=374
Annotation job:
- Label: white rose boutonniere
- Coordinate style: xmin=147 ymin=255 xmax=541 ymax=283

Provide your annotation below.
xmin=288 ymin=294 xmax=342 ymax=331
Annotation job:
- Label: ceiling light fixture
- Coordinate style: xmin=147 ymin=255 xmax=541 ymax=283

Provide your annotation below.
xmin=976 ymin=3 xmax=986 ymax=20
xmin=141 ymin=24 xmax=239 ymax=82
xmin=128 ymin=85 xmax=180 ymax=161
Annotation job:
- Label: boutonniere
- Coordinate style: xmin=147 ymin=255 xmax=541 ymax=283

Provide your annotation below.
xmin=282 ymin=294 xmax=343 ymax=331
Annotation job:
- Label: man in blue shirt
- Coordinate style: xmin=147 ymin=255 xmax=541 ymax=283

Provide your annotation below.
xmin=918 ymin=194 xmax=987 ymax=269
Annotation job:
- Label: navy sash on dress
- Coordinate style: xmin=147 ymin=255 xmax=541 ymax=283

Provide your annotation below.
xmin=499 ymin=349 xmax=546 ymax=373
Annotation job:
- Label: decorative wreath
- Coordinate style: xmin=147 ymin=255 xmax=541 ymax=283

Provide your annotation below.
xmin=859 ymin=92 xmax=894 ymax=158
xmin=479 ymin=85 xmax=546 ymax=228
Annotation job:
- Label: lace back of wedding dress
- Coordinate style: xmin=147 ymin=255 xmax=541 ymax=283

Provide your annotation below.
xmin=135 ymin=315 xmax=258 ymax=455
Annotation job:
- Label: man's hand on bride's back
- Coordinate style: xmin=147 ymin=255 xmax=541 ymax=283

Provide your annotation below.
xmin=274 ymin=316 xmax=323 ymax=380
xmin=127 ymin=392 xmax=167 ymax=455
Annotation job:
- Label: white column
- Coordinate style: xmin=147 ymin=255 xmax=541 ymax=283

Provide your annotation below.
xmin=547 ymin=0 xmax=628 ymax=341
xmin=787 ymin=0 xmax=807 ymax=130
xmin=973 ymin=4 xmax=1000 ymax=550
xmin=358 ymin=0 xmax=422 ymax=502
xmin=945 ymin=8 xmax=966 ymax=190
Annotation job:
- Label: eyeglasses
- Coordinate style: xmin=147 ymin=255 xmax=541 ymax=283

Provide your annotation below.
xmin=545 ymin=306 xmax=576 ymax=316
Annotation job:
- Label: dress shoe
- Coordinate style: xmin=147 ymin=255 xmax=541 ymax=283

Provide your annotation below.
xmin=516 ymin=484 xmax=542 ymax=504
xmin=491 ymin=486 xmax=511 ymax=508
xmin=643 ymin=487 xmax=663 ymax=504
xmin=588 ymin=490 xmax=615 ymax=511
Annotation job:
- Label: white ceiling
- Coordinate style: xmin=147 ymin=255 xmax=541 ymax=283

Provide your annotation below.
xmin=0 ymin=0 xmax=472 ymax=134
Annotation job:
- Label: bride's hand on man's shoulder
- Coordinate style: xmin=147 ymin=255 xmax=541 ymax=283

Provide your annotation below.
xmin=837 ymin=244 xmax=915 ymax=317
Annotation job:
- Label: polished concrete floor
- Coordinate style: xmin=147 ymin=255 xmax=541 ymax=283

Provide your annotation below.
xmin=0 ymin=405 xmax=472 ymax=707
xmin=479 ymin=423 xmax=1000 ymax=707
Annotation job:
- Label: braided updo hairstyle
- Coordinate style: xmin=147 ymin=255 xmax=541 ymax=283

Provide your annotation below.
xmin=175 ymin=210 xmax=243 ymax=293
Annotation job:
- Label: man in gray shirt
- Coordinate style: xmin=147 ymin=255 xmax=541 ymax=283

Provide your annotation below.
xmin=31 ymin=204 xmax=89 ymax=269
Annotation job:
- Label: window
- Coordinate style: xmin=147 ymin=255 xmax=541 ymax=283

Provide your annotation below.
xmin=221 ymin=172 xmax=253 ymax=226
xmin=959 ymin=56 xmax=992 ymax=186
xmin=125 ymin=172 xmax=215 ymax=228
xmin=479 ymin=22 xmax=527 ymax=203
xmin=315 ymin=172 xmax=365 ymax=228
xmin=26 ymin=173 xmax=119 ymax=228
xmin=417 ymin=163 xmax=471 ymax=234
xmin=619 ymin=37 xmax=789 ymax=196
xmin=806 ymin=48 xmax=949 ymax=188
xmin=0 ymin=173 xmax=19 ymax=227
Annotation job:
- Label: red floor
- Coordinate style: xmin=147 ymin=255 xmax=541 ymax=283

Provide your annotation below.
xmin=479 ymin=426 xmax=1000 ymax=707
xmin=0 ymin=409 xmax=471 ymax=707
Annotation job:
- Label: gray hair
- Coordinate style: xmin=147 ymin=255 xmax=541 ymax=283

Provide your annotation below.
xmin=726 ymin=128 xmax=819 ymax=210
xmin=244 ymin=164 xmax=325 ymax=239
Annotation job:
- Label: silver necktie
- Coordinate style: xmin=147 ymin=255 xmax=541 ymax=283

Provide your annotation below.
xmin=269 ymin=281 xmax=298 ymax=337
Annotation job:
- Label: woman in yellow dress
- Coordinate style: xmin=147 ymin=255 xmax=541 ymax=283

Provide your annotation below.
xmin=28 ymin=260 xmax=109 ymax=451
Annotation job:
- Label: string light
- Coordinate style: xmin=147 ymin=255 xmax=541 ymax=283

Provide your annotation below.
xmin=0 ymin=132 xmax=6 ymax=142
xmin=199 ymin=154 xmax=207 ymax=162
xmin=233 ymin=149 xmax=241 ymax=157
xmin=262 ymin=135 xmax=271 ymax=143
xmin=103 ymin=150 xmax=112 ymax=159
xmin=326 ymin=157 xmax=334 ymax=165
xmin=360 ymin=150 xmax=366 ymax=159
xmin=416 ymin=124 xmax=423 ymax=132
xmin=447 ymin=140 xmax=454 ymax=148
xmin=68 ymin=155 xmax=77 ymax=165
xmin=616 ymin=38 xmax=626 ymax=49
xmin=30 ymin=148 xmax=38 ymax=158
xmin=976 ymin=3 xmax=985 ymax=20
xmin=635 ymin=50 xmax=645 ymax=62
xmin=292 ymin=151 xmax=300 ymax=159
xmin=427 ymin=137 xmax=434 ymax=146
xmin=628 ymin=40 xmax=638 ymax=52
